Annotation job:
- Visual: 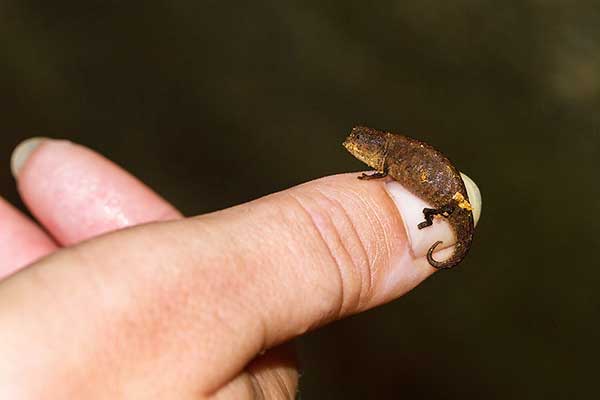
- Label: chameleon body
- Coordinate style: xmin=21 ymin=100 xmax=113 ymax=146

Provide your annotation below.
xmin=343 ymin=126 xmax=474 ymax=269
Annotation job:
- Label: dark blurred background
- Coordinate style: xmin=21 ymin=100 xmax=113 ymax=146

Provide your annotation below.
xmin=1 ymin=1 xmax=599 ymax=398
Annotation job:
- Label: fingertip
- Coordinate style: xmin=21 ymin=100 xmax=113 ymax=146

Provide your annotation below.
xmin=385 ymin=180 xmax=456 ymax=258
xmin=385 ymin=172 xmax=482 ymax=259
xmin=11 ymin=137 xmax=49 ymax=178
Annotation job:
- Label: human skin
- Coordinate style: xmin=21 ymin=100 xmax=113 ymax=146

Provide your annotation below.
xmin=0 ymin=138 xmax=480 ymax=399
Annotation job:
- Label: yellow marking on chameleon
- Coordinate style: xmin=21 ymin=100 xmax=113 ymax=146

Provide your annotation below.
xmin=453 ymin=192 xmax=473 ymax=211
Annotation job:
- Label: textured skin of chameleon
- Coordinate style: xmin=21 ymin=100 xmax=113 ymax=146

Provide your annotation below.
xmin=343 ymin=126 xmax=474 ymax=269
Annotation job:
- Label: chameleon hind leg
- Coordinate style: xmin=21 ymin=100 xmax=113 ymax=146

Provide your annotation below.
xmin=417 ymin=204 xmax=455 ymax=229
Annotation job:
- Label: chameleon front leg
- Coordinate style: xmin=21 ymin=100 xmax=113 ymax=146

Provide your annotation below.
xmin=417 ymin=204 xmax=455 ymax=229
xmin=358 ymin=170 xmax=388 ymax=180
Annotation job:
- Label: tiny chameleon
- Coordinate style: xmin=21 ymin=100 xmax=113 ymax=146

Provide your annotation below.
xmin=343 ymin=126 xmax=475 ymax=270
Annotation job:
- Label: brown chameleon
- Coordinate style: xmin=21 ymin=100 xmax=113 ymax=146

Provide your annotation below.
xmin=343 ymin=126 xmax=475 ymax=270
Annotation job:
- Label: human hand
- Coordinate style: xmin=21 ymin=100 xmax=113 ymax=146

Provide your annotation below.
xmin=0 ymin=138 xmax=480 ymax=398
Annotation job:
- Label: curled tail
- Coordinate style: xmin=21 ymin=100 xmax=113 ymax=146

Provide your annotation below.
xmin=426 ymin=240 xmax=468 ymax=270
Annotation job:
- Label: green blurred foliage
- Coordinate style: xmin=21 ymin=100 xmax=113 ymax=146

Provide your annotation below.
xmin=1 ymin=1 xmax=599 ymax=398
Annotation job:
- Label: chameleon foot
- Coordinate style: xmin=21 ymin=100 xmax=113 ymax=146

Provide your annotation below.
xmin=417 ymin=204 xmax=455 ymax=229
xmin=358 ymin=170 xmax=388 ymax=180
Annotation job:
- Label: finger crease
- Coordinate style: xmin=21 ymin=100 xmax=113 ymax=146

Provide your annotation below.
xmin=286 ymin=193 xmax=346 ymax=322
xmin=333 ymin=190 xmax=377 ymax=308
xmin=313 ymin=189 xmax=367 ymax=312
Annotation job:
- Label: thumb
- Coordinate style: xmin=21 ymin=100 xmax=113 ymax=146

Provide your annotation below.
xmin=0 ymin=172 xmax=480 ymax=397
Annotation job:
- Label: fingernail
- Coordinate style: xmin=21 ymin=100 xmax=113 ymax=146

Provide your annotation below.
xmin=460 ymin=173 xmax=482 ymax=226
xmin=385 ymin=173 xmax=482 ymax=258
xmin=11 ymin=137 xmax=47 ymax=178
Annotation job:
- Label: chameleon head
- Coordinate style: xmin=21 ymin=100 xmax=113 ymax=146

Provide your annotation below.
xmin=343 ymin=126 xmax=388 ymax=171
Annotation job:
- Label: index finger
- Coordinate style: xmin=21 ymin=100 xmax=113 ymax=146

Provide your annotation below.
xmin=12 ymin=138 xmax=182 ymax=245
xmin=0 ymin=138 xmax=182 ymax=278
